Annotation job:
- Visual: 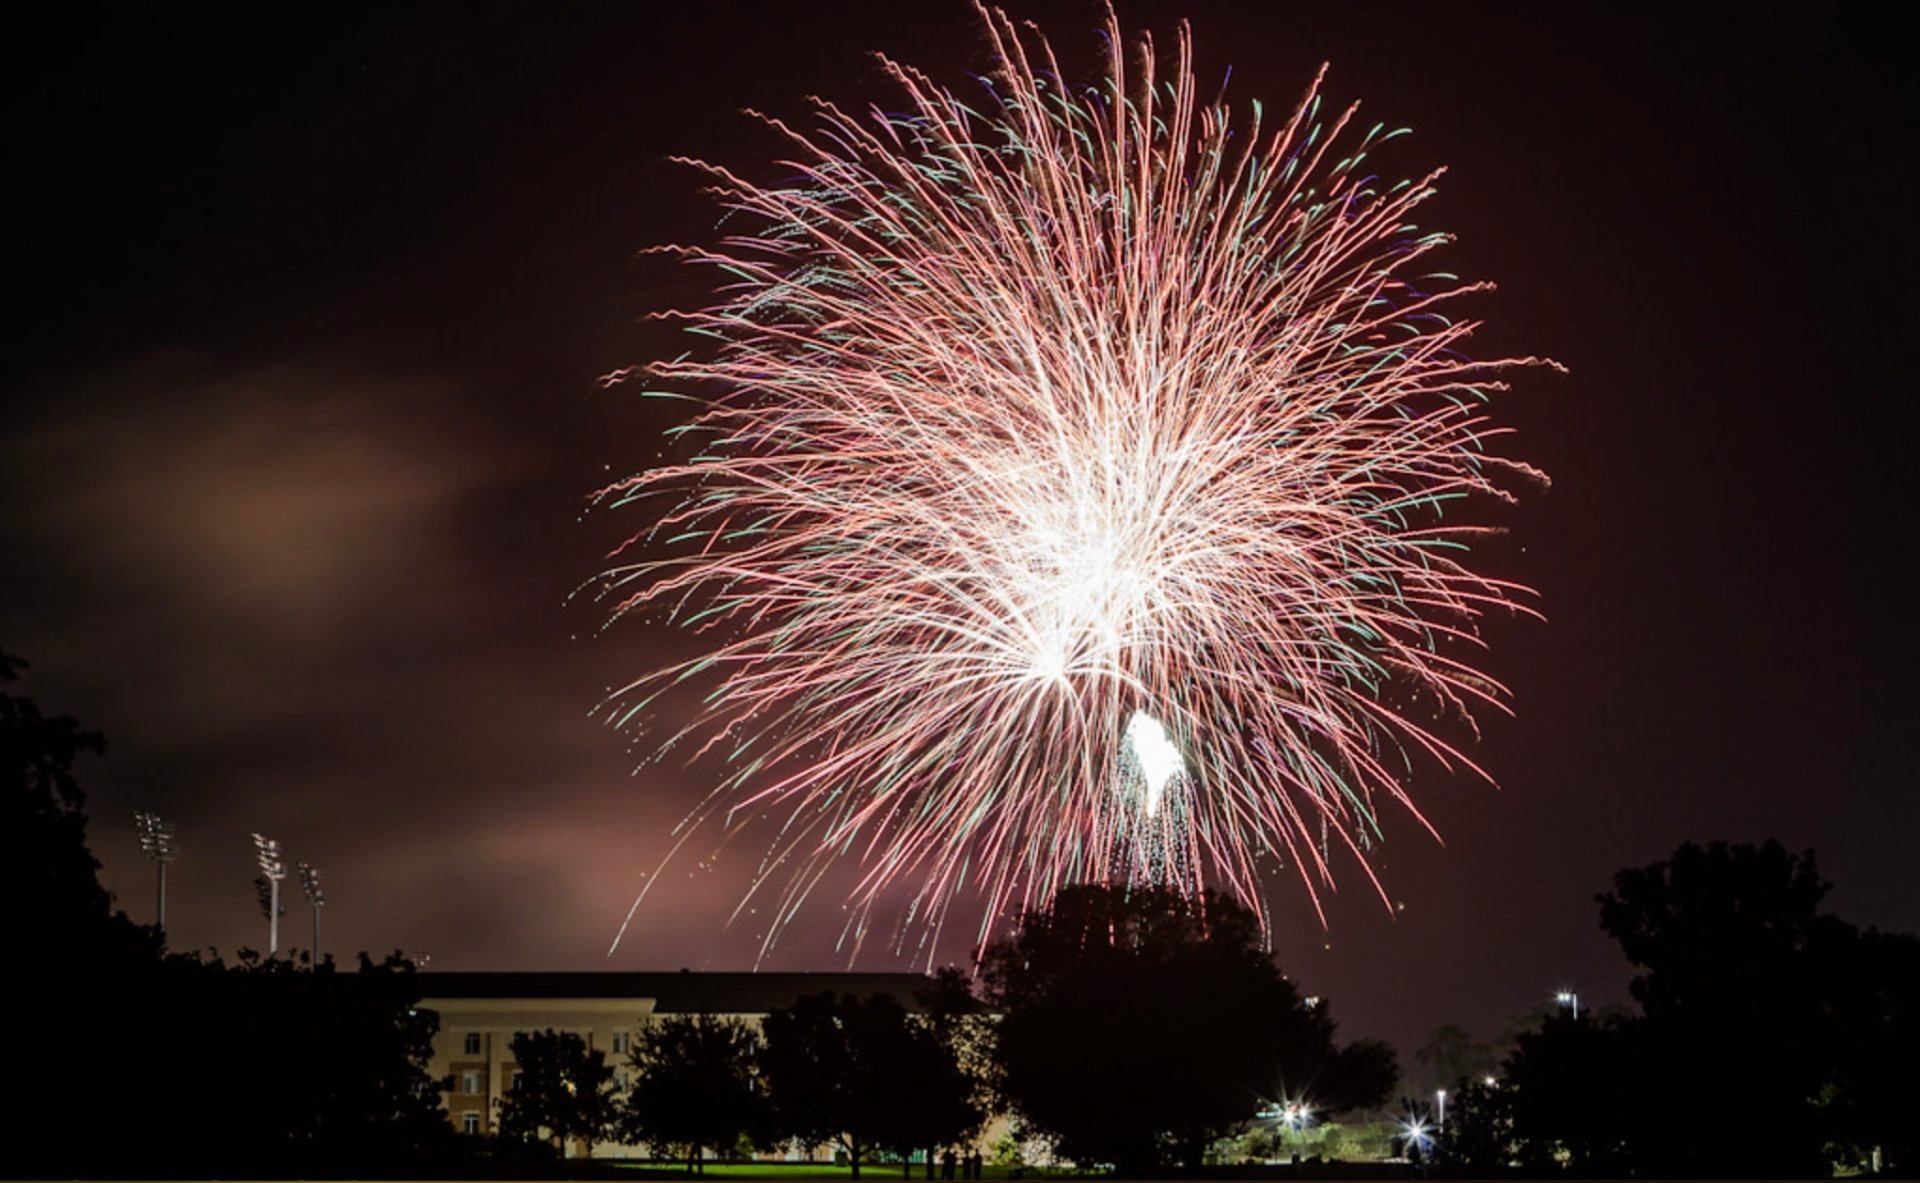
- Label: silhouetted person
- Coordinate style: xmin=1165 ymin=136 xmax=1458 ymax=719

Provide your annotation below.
xmin=924 ymin=1151 xmax=935 ymax=1180
xmin=968 ymin=1150 xmax=983 ymax=1179
xmin=941 ymin=1148 xmax=956 ymax=1180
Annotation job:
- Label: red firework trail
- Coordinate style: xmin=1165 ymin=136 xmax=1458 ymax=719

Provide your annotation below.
xmin=593 ymin=4 xmax=1557 ymax=960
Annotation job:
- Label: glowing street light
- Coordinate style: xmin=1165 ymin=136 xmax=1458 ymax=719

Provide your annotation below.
xmin=133 ymin=810 xmax=178 ymax=932
xmin=1436 ymin=1088 xmax=1446 ymax=1129
xmin=252 ymin=833 xmax=287 ymax=956
xmin=298 ymin=862 xmax=326 ymax=960
xmin=1555 ymin=989 xmax=1580 ymax=1020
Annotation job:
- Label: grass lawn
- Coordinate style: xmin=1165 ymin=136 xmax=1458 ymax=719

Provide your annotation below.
xmin=635 ymin=1168 xmax=858 ymax=1179
xmin=615 ymin=1165 xmax=1034 ymax=1180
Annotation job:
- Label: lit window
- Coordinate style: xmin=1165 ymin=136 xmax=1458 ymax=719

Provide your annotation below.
xmin=462 ymin=1112 xmax=480 ymax=1136
xmin=612 ymin=1030 xmax=630 ymax=1054
xmin=462 ymin=1032 xmax=482 ymax=1055
xmin=461 ymin=1070 xmax=481 ymax=1095
xmin=615 ymin=1070 xmax=630 ymax=1091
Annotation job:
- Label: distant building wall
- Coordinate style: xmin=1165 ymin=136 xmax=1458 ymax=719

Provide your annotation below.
xmin=419 ymin=971 xmax=940 ymax=1160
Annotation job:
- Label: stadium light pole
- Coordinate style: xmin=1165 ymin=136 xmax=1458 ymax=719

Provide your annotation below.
xmin=1555 ymin=989 xmax=1580 ymax=1020
xmin=133 ymin=810 xmax=178 ymax=933
xmin=298 ymin=862 xmax=326 ymax=961
xmin=252 ymin=833 xmax=287 ymax=956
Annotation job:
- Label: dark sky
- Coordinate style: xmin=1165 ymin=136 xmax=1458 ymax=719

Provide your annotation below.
xmin=5 ymin=1 xmax=1914 ymax=1062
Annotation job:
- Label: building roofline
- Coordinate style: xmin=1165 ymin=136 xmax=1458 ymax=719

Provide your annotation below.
xmin=416 ymin=970 xmax=937 ymax=1013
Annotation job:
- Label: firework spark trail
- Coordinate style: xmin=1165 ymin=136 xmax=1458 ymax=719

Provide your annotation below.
xmin=595 ymin=4 xmax=1556 ymax=960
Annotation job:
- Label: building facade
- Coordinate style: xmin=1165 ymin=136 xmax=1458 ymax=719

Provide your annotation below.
xmin=419 ymin=970 xmax=936 ymax=1156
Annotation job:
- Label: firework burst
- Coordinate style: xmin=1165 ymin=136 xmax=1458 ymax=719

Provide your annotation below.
xmin=594 ymin=4 xmax=1555 ymax=958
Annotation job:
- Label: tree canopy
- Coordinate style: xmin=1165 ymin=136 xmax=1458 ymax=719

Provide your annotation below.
xmin=6 ymin=650 xmax=456 ymax=1176
xmin=982 ymin=885 xmax=1395 ymax=1174
xmin=760 ymin=990 xmax=974 ymax=1179
xmin=3 ymin=650 xmax=152 ymax=966
xmin=1598 ymin=840 xmax=1848 ymax=1175
xmin=1445 ymin=840 xmax=1919 ymax=1176
xmin=624 ymin=1013 xmax=768 ymax=1170
xmin=1409 ymin=1023 xmax=1496 ymax=1096
xmin=499 ymin=1028 xmax=617 ymax=1156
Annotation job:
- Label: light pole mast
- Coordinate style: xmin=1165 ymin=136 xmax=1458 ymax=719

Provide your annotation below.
xmin=133 ymin=811 xmax=178 ymax=934
xmin=252 ymin=833 xmax=287 ymax=956
xmin=298 ymin=862 xmax=325 ymax=961
xmin=1555 ymin=989 xmax=1580 ymax=1021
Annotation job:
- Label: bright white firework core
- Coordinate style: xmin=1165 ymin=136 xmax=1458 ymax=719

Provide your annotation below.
xmin=594 ymin=3 xmax=1555 ymax=956
xmin=1123 ymin=711 xmax=1185 ymax=816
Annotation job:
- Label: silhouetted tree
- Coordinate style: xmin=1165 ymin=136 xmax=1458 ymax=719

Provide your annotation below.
xmin=1816 ymin=925 xmax=1920 ymax=1173
xmin=2 ymin=651 xmax=152 ymax=964
xmin=1500 ymin=1009 xmax=1640 ymax=1174
xmin=1433 ymin=1073 xmax=1516 ymax=1174
xmin=1597 ymin=840 xmax=1844 ymax=1176
xmin=6 ymin=652 xmax=461 ymax=1176
xmin=625 ymin=1013 xmax=768 ymax=1171
xmin=127 ymin=948 xmax=454 ymax=1169
xmin=1321 ymin=1037 xmax=1400 ymax=1117
xmin=883 ymin=979 xmax=983 ymax=1177
xmin=1410 ymin=1023 xmax=1496 ymax=1096
xmin=6 ymin=652 xmax=155 ymax=1175
xmin=760 ymin=991 xmax=961 ymax=1179
xmin=499 ymin=1028 xmax=617 ymax=1157
xmin=982 ymin=885 xmax=1393 ymax=1174
xmin=917 ymin=968 xmax=997 ymax=1163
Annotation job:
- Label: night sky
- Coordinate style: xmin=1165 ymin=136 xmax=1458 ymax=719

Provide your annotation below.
xmin=5 ymin=2 xmax=1914 ymax=1062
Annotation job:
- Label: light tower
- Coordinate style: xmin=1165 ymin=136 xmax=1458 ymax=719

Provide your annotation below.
xmin=1555 ymin=989 xmax=1580 ymax=1020
xmin=133 ymin=810 xmax=178 ymax=932
xmin=252 ymin=833 xmax=287 ymax=956
xmin=298 ymin=862 xmax=326 ymax=961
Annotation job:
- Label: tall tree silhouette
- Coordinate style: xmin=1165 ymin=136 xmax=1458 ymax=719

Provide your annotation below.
xmin=2 ymin=651 xmax=151 ymax=963
xmin=982 ymin=885 xmax=1393 ymax=1174
xmin=1447 ymin=842 xmax=1919 ymax=1176
xmin=1598 ymin=840 xmax=1845 ymax=1175
xmin=499 ymin=1029 xmax=617 ymax=1157
xmin=6 ymin=652 xmax=154 ymax=1174
xmin=916 ymin=968 xmax=996 ymax=1164
xmin=624 ymin=1013 xmax=767 ymax=1170
xmin=6 ymin=650 xmax=456 ymax=1176
xmin=760 ymin=991 xmax=961 ymax=1179
xmin=1410 ymin=1023 xmax=1495 ymax=1096
xmin=1820 ymin=926 xmax=1920 ymax=1172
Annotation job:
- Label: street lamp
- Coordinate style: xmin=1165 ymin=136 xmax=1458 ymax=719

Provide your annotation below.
xmin=1436 ymin=1088 xmax=1446 ymax=1129
xmin=1555 ymin=989 xmax=1580 ymax=1020
xmin=252 ymin=833 xmax=287 ymax=956
xmin=133 ymin=810 xmax=177 ymax=931
xmin=298 ymin=862 xmax=326 ymax=961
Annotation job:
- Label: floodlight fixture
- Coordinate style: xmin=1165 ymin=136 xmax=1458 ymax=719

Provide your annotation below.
xmin=298 ymin=861 xmax=326 ymax=959
xmin=134 ymin=810 xmax=178 ymax=930
xmin=252 ymin=833 xmax=287 ymax=955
